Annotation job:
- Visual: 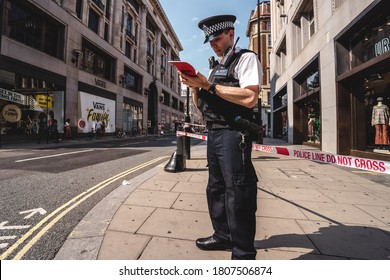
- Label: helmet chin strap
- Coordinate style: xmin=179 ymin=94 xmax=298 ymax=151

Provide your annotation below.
xmin=220 ymin=37 xmax=240 ymax=67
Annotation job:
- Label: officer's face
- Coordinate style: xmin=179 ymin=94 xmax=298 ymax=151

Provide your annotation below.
xmin=210 ymin=30 xmax=234 ymax=58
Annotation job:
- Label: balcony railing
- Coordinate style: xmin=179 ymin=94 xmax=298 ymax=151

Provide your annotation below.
xmin=92 ymin=0 xmax=105 ymax=11
xmin=147 ymin=51 xmax=154 ymax=60
xmin=125 ymin=29 xmax=137 ymax=44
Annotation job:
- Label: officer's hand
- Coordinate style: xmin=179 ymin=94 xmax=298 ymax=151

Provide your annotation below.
xmin=179 ymin=71 xmax=211 ymax=90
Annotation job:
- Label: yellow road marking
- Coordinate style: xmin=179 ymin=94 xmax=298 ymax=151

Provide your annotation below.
xmin=0 ymin=156 xmax=167 ymax=260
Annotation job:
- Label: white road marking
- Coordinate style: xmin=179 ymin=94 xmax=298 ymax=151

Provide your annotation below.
xmin=19 ymin=208 xmax=47 ymax=219
xmin=15 ymin=149 xmax=94 ymax=163
xmin=119 ymin=141 xmax=149 ymax=147
xmin=0 ymin=221 xmax=30 ymax=230
xmin=0 ymin=236 xmax=17 ymax=241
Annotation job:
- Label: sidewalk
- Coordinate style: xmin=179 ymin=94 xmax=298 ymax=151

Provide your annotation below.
xmin=54 ymin=138 xmax=390 ymax=260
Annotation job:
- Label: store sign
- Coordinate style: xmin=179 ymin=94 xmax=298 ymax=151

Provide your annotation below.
xmin=0 ymin=88 xmax=26 ymax=105
xmin=2 ymin=104 xmax=22 ymax=122
xmin=374 ymin=37 xmax=390 ymax=57
xmin=36 ymin=94 xmax=53 ymax=109
xmin=95 ymin=78 xmax=106 ymax=88
xmin=78 ymin=91 xmax=115 ymax=133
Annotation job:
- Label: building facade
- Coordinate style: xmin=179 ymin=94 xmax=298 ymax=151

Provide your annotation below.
xmin=0 ymin=0 xmax=184 ymax=141
xmin=270 ymin=0 xmax=389 ymax=160
xmin=247 ymin=0 xmax=272 ymax=136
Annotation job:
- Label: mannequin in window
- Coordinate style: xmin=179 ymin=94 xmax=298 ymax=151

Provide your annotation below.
xmin=308 ymin=112 xmax=316 ymax=142
xmin=371 ymin=97 xmax=389 ymax=145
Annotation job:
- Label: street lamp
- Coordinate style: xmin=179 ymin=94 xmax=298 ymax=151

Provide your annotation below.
xmin=257 ymin=0 xmax=263 ymax=144
xmin=184 ymin=87 xmax=191 ymax=159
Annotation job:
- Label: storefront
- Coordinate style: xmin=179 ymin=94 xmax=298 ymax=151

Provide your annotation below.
xmin=335 ymin=1 xmax=389 ymax=159
xmin=77 ymin=86 xmax=116 ymax=135
xmin=123 ymin=97 xmax=143 ymax=135
xmin=293 ymin=56 xmax=321 ymax=146
xmin=0 ymin=64 xmax=65 ymax=142
xmin=272 ymin=85 xmax=288 ymax=140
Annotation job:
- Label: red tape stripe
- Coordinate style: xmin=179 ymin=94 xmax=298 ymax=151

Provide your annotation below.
xmin=176 ymin=131 xmax=390 ymax=174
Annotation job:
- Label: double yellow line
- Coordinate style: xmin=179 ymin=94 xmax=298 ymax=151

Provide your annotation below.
xmin=0 ymin=156 xmax=167 ymax=260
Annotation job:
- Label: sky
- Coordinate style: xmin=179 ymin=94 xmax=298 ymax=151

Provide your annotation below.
xmin=159 ymin=0 xmax=259 ymax=74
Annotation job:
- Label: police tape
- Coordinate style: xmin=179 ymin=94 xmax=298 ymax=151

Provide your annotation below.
xmin=177 ymin=130 xmax=208 ymax=141
xmin=176 ymin=131 xmax=390 ymax=175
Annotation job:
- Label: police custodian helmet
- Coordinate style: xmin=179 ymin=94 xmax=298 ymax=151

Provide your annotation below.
xmin=198 ymin=15 xmax=236 ymax=44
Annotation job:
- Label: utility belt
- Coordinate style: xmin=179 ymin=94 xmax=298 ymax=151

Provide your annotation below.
xmin=206 ymin=121 xmax=235 ymax=130
xmin=206 ymin=121 xmax=231 ymax=130
xmin=207 ymin=117 xmax=260 ymax=133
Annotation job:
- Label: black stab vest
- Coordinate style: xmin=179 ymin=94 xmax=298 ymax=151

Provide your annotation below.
xmin=197 ymin=49 xmax=255 ymax=124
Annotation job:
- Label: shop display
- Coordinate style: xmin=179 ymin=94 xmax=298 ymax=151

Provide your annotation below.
xmin=371 ymin=97 xmax=389 ymax=145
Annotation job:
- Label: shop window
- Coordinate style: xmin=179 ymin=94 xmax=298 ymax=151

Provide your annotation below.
xmin=363 ymin=70 xmax=390 ymax=150
xmin=4 ymin=0 xmax=65 ymax=59
xmin=293 ymin=58 xmax=321 ymax=144
xmin=337 ymin=14 xmax=390 ymax=74
xmin=122 ymin=102 xmax=143 ymax=135
xmin=0 ymin=71 xmax=64 ymax=137
xmin=272 ymin=86 xmax=288 ymax=140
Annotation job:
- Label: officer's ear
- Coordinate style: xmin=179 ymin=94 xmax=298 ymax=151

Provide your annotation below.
xmin=228 ymin=29 xmax=234 ymax=39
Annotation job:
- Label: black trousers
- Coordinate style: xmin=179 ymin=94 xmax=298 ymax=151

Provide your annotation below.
xmin=206 ymin=128 xmax=258 ymax=260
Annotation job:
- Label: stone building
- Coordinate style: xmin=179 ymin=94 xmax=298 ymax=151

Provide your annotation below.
xmin=270 ymin=0 xmax=389 ymax=160
xmin=246 ymin=0 xmax=272 ymax=137
xmin=0 ymin=0 xmax=184 ymax=141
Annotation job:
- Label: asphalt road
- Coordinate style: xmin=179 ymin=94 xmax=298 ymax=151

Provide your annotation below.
xmin=0 ymin=135 xmax=199 ymax=260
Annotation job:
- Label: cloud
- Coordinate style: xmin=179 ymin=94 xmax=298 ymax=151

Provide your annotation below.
xmin=192 ymin=17 xmax=199 ymax=21
xmin=236 ymin=20 xmax=241 ymax=25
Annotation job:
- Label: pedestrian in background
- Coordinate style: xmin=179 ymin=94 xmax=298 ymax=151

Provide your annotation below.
xmin=95 ymin=121 xmax=102 ymax=138
xmin=101 ymin=120 xmax=106 ymax=137
xmin=180 ymin=14 xmax=263 ymax=260
xmin=64 ymin=118 xmax=72 ymax=138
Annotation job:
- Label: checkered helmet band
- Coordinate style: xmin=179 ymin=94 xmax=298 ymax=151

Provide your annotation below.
xmin=202 ymin=21 xmax=234 ymax=37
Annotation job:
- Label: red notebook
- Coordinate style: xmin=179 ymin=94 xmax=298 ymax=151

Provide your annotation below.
xmin=168 ymin=61 xmax=197 ymax=77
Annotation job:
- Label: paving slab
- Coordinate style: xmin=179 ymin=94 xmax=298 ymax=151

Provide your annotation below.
xmin=98 ymin=231 xmax=151 ymax=260
xmin=137 ymin=208 xmax=212 ymax=240
xmin=295 ymin=201 xmax=387 ymax=226
xmin=255 ymin=217 xmax=318 ymax=254
xmin=139 ymin=237 xmax=230 ymax=260
xmin=137 ymin=179 xmax=178 ymax=192
xmin=268 ymin=186 xmax=335 ymax=203
xmin=171 ymin=181 xmax=206 ymax=194
xmin=256 ymin=198 xmax=308 ymax=220
xmin=123 ymin=189 xmax=180 ymax=208
xmin=297 ymin=220 xmax=390 ymax=259
xmin=255 ymin=249 xmax=348 ymax=260
xmin=108 ymin=205 xmax=155 ymax=233
xmin=172 ymin=193 xmax=208 ymax=212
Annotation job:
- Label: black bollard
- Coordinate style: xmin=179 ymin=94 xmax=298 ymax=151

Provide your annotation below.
xmin=164 ymin=135 xmax=186 ymax=172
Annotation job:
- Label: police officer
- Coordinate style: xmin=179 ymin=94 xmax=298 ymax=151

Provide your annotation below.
xmin=179 ymin=15 xmax=263 ymax=260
